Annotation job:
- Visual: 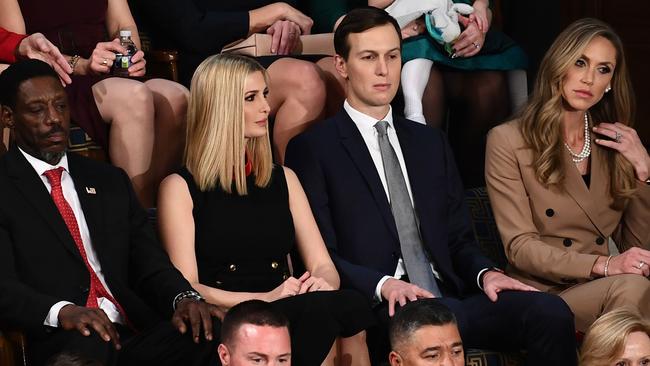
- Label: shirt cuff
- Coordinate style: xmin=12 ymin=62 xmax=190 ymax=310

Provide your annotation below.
xmin=374 ymin=275 xmax=394 ymax=303
xmin=44 ymin=301 xmax=74 ymax=327
xmin=476 ymin=268 xmax=490 ymax=290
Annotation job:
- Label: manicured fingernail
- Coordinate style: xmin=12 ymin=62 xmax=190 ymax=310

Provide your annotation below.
xmin=451 ymin=53 xmax=457 ymax=59
xmin=271 ymin=49 xmax=276 ymax=54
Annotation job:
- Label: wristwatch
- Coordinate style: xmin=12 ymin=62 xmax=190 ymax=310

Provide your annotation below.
xmin=173 ymin=290 xmax=205 ymax=310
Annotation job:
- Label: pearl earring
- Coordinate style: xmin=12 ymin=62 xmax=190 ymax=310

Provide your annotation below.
xmin=605 ymin=85 xmax=611 ymax=93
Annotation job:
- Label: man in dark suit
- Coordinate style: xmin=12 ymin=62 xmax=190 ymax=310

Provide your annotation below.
xmin=285 ymin=7 xmax=577 ymax=365
xmin=0 ymin=60 xmax=220 ymax=366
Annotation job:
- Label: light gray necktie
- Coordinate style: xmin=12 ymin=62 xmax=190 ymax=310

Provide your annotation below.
xmin=374 ymin=121 xmax=442 ymax=297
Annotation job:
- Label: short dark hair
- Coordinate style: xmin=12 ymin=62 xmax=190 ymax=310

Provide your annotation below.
xmin=0 ymin=59 xmax=60 ymax=109
xmin=221 ymin=300 xmax=289 ymax=346
xmin=46 ymin=352 xmax=104 ymax=366
xmin=389 ymin=300 xmax=457 ymax=348
xmin=334 ymin=6 xmax=402 ymax=60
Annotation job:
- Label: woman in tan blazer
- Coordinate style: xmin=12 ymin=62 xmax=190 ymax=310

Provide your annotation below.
xmin=485 ymin=18 xmax=650 ymax=333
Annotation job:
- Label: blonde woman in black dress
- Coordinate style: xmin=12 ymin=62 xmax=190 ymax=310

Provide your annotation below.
xmin=158 ymin=54 xmax=373 ymax=366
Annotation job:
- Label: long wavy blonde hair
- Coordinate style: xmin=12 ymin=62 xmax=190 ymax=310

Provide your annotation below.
xmin=519 ymin=18 xmax=636 ymax=208
xmin=579 ymin=308 xmax=650 ymax=366
xmin=184 ymin=54 xmax=272 ymax=194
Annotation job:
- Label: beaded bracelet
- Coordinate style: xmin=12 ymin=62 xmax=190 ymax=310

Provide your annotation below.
xmin=68 ymin=55 xmax=81 ymax=73
xmin=604 ymin=255 xmax=613 ymax=277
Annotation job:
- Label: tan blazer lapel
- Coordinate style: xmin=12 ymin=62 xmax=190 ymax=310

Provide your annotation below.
xmin=563 ymin=141 xmax=610 ymax=236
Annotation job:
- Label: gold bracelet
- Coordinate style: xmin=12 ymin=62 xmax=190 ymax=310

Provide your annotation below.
xmin=68 ymin=55 xmax=81 ymax=73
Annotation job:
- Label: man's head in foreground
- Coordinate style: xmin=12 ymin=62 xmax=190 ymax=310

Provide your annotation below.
xmin=218 ymin=300 xmax=291 ymax=366
xmin=389 ymin=300 xmax=464 ymax=366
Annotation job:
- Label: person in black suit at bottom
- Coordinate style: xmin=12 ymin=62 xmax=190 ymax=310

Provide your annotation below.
xmin=0 ymin=59 xmax=221 ymax=366
xmin=284 ymin=7 xmax=578 ymax=365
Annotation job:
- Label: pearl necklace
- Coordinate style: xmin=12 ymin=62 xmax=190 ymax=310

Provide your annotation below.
xmin=564 ymin=112 xmax=591 ymax=163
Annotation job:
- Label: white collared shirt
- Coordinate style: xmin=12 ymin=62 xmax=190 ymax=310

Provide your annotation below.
xmin=19 ymin=149 xmax=124 ymax=326
xmin=344 ymin=101 xmax=414 ymax=204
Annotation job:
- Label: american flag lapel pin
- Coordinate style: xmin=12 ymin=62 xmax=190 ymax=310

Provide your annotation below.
xmin=85 ymin=187 xmax=97 ymax=194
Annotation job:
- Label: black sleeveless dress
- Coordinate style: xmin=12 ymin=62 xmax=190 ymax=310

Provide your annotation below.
xmin=178 ymin=165 xmax=374 ymax=366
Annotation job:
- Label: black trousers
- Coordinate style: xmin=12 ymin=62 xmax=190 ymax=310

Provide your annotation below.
xmin=28 ymin=320 xmax=219 ymax=366
xmin=368 ymin=291 xmax=577 ymax=366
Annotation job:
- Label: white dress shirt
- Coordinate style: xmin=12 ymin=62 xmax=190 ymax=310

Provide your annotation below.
xmin=19 ymin=149 xmax=124 ymax=326
xmin=343 ymin=102 xmax=487 ymax=302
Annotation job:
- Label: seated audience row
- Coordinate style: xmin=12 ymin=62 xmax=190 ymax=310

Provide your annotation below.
xmin=388 ymin=302 xmax=650 ymax=366
xmin=1 ymin=5 xmax=648 ymax=366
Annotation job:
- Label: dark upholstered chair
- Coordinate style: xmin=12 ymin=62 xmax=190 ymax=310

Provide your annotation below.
xmin=0 ymin=328 xmax=28 ymax=366
xmin=464 ymin=186 xmax=509 ymax=268
xmin=464 ymin=186 xmax=524 ymax=365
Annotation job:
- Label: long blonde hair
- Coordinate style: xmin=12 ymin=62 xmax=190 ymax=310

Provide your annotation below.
xmin=580 ymin=308 xmax=650 ymax=366
xmin=519 ymin=18 xmax=636 ymax=207
xmin=184 ymin=54 xmax=273 ymax=194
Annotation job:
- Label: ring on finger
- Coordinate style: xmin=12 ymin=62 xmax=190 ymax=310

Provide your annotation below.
xmin=101 ymin=58 xmax=109 ymax=66
xmin=473 ymin=42 xmax=480 ymax=49
xmin=639 ymin=261 xmax=646 ymax=269
xmin=615 ymin=131 xmax=623 ymax=143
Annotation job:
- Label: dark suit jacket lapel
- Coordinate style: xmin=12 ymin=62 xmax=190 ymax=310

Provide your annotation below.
xmin=393 ymin=117 xmax=429 ymax=225
xmin=335 ymin=110 xmax=399 ymax=240
xmin=5 ymin=148 xmax=83 ymax=262
xmin=68 ymin=154 xmax=107 ymax=261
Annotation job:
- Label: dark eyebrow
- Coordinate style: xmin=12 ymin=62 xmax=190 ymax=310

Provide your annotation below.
xmin=580 ymin=54 xmax=615 ymax=67
xmin=247 ymin=352 xmax=268 ymax=358
xmin=356 ymin=47 xmax=401 ymax=55
xmin=421 ymin=346 xmax=441 ymax=354
xmin=451 ymin=341 xmax=463 ymax=348
xmin=24 ymin=95 xmax=67 ymax=105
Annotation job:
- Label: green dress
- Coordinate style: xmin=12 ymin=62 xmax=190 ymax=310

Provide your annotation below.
xmin=401 ymin=0 xmax=527 ymax=70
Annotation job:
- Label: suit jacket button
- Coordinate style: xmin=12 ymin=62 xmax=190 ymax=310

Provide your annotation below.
xmin=282 ymin=274 xmax=289 ymax=280
xmin=229 ymin=264 xmax=237 ymax=272
xmin=79 ymin=286 xmax=89 ymax=294
xmin=563 ymin=238 xmax=572 ymax=247
xmin=545 ymin=209 xmax=555 ymax=217
xmin=596 ymin=237 xmax=605 ymax=245
xmin=271 ymin=261 xmax=279 ymax=269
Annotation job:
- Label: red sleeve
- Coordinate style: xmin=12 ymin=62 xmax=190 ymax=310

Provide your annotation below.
xmin=0 ymin=27 xmax=28 ymax=63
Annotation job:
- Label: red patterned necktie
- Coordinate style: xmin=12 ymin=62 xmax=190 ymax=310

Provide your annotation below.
xmin=43 ymin=167 xmax=128 ymax=320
